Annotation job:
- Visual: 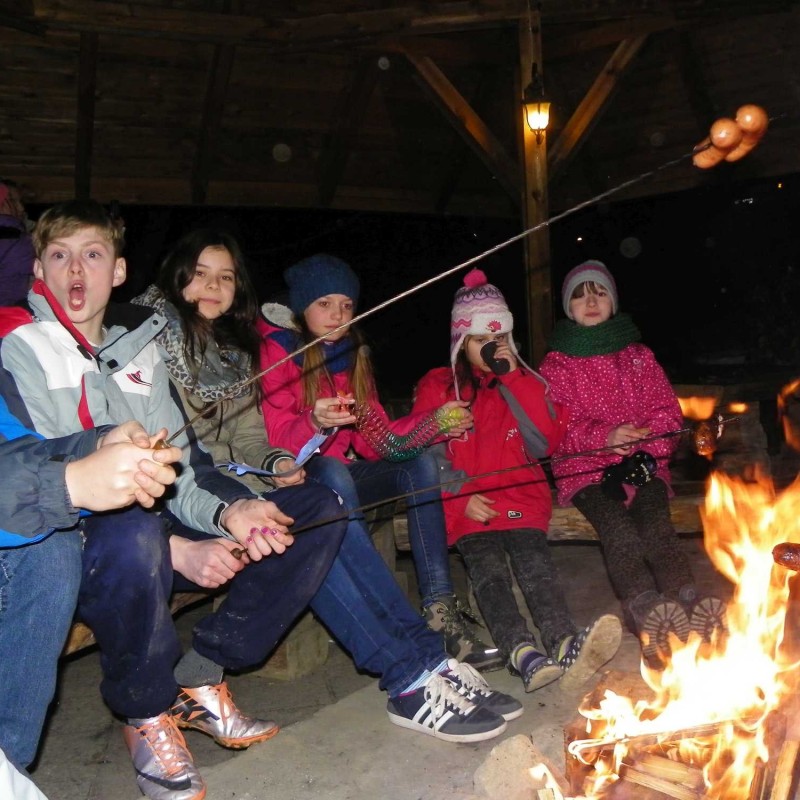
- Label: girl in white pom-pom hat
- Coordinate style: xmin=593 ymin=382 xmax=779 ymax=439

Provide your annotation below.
xmin=539 ymin=259 xmax=725 ymax=669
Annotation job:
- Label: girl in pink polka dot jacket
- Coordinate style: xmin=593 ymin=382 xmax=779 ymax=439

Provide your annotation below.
xmin=539 ymin=260 xmax=725 ymax=669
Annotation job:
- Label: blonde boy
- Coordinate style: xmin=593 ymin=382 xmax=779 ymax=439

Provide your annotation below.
xmin=0 ymin=200 xmax=347 ymax=800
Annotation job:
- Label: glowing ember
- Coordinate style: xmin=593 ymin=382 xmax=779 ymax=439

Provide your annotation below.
xmin=570 ymin=471 xmax=800 ymax=798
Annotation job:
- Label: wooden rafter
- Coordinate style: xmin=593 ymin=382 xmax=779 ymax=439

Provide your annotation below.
xmin=192 ymin=41 xmax=236 ymax=205
xmin=546 ymin=14 xmax=675 ymax=59
xmin=75 ymin=30 xmax=97 ymax=199
xmin=547 ymin=34 xmax=649 ymax=181
xmin=404 ymin=51 xmax=521 ymax=202
xmin=317 ymin=56 xmax=380 ymax=208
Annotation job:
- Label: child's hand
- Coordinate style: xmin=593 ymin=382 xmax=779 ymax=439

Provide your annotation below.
xmin=271 ymin=457 xmax=306 ymax=487
xmin=220 ymin=498 xmax=294 ymax=561
xmin=437 ymin=400 xmax=474 ymax=437
xmin=465 ymin=494 xmax=499 ymax=525
xmin=169 ymin=536 xmax=248 ymax=588
xmin=607 ymin=423 xmax=651 ymax=455
xmin=66 ymin=439 xmax=180 ymax=511
xmin=311 ymin=397 xmax=357 ymax=430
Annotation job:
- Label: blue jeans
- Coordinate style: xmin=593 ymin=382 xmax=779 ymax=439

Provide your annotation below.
xmin=77 ymin=484 xmax=347 ymax=719
xmin=308 ymin=499 xmax=446 ymax=697
xmin=0 ymin=530 xmax=82 ymax=769
xmin=305 ymin=454 xmax=453 ymax=604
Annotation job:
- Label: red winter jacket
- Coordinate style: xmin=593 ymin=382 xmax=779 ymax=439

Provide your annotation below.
xmin=413 ymin=366 xmax=566 ymax=545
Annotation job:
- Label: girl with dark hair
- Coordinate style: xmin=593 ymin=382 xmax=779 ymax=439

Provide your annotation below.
xmin=131 ymin=231 xmax=518 ymax=759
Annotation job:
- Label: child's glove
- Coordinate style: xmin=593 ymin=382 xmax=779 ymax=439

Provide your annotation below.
xmin=601 ymin=450 xmax=658 ymax=501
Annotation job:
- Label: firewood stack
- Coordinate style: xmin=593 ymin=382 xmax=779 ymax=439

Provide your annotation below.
xmin=556 ymin=671 xmax=800 ymax=800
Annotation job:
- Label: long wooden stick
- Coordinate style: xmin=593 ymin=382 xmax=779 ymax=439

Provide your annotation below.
xmin=568 ymin=719 xmax=744 ymax=761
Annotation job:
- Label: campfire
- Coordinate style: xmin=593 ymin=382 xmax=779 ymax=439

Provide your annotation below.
xmin=553 ymin=470 xmax=800 ymax=799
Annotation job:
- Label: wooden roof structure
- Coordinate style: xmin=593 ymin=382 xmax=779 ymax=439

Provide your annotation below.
xmin=2 ymin=1 xmax=799 ymax=358
xmin=2 ymin=0 xmax=798 ymax=214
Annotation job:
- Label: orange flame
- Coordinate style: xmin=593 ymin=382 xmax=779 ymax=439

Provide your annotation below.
xmin=678 ymin=396 xmax=718 ymax=421
xmin=573 ymin=471 xmax=800 ymax=798
xmin=778 ymin=379 xmax=800 ymax=452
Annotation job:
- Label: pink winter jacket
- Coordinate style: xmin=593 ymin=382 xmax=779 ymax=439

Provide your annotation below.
xmin=538 ymin=342 xmax=682 ymax=506
xmin=256 ymin=305 xmax=438 ymax=463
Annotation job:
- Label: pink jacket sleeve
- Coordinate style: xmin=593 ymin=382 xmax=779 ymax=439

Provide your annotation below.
xmin=258 ymin=336 xmax=320 ymax=456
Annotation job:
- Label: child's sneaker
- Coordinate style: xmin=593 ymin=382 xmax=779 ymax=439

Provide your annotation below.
xmin=516 ymin=650 xmax=562 ymax=693
xmin=423 ymin=596 xmax=503 ymax=671
xmin=687 ymin=595 xmax=727 ymax=642
xmin=386 ymin=673 xmax=506 ymax=743
xmin=171 ymin=682 xmax=279 ymax=749
xmin=639 ymin=597 xmax=691 ymax=669
xmin=557 ymin=614 xmax=622 ymax=692
xmin=444 ymin=658 xmax=523 ymax=720
xmin=123 ymin=713 xmax=206 ymax=800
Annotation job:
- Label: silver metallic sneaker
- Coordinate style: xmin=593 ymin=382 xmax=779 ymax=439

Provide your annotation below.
xmin=171 ymin=681 xmax=279 ymax=749
xmin=123 ymin=713 xmax=206 ymax=800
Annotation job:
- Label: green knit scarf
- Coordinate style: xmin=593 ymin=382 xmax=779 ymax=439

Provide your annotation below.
xmin=547 ymin=313 xmax=641 ymax=356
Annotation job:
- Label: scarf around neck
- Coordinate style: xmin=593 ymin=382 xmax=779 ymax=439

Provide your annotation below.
xmin=547 ymin=312 xmax=642 ymax=357
xmin=132 ymin=285 xmax=252 ymax=401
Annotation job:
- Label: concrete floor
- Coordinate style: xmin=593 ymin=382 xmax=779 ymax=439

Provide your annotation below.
xmin=30 ymin=536 xmax=731 ymax=800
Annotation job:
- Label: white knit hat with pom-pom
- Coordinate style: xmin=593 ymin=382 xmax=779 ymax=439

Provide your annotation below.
xmin=450 ymin=268 xmax=514 ymax=367
xmin=449 ymin=268 xmax=550 ymax=402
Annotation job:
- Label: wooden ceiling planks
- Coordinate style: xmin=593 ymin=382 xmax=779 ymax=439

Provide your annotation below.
xmin=0 ymin=0 xmax=797 ymax=215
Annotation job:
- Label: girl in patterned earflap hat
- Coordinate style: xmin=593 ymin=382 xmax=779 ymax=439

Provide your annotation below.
xmin=413 ymin=267 xmax=622 ymax=694
xmin=539 ymin=259 xmax=726 ymax=669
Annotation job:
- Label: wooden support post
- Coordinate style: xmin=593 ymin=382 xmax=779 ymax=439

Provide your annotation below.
xmin=517 ymin=12 xmax=551 ymax=367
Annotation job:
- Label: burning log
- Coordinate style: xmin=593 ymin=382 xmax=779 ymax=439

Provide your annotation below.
xmin=611 ymin=753 xmax=706 ymax=799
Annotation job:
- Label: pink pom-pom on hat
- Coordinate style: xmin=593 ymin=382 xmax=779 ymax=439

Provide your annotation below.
xmin=462 ymin=268 xmax=488 ymax=289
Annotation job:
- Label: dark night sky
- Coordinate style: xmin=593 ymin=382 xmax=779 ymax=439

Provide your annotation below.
xmin=74 ymin=169 xmax=800 ymax=400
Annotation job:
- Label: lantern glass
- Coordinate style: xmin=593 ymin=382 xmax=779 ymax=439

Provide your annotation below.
xmin=524 ymin=100 xmax=550 ymax=135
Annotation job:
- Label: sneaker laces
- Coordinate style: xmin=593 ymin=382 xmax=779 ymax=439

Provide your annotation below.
xmin=424 ymin=673 xmax=476 ymax=720
xmin=445 ymin=659 xmax=491 ymax=698
xmin=440 ymin=599 xmax=484 ymax=645
xmin=136 ymin=715 xmax=192 ymax=779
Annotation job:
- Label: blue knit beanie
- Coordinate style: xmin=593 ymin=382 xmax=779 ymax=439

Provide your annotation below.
xmin=284 ymin=254 xmax=361 ymax=316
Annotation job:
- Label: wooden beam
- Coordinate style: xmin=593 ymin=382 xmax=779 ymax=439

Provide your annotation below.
xmin=546 ymin=14 xmax=675 ymax=59
xmin=31 ymin=0 xmax=527 ymax=48
xmin=404 ymin=51 xmax=521 ymax=202
xmin=317 ymin=56 xmax=380 ymax=208
xmin=192 ymin=41 xmax=236 ymax=205
xmin=75 ymin=30 xmax=97 ymax=199
xmin=517 ymin=12 xmax=552 ymax=365
xmin=547 ymin=34 xmax=648 ymax=181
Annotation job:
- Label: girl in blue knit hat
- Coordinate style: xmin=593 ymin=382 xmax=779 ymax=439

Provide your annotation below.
xmin=257 ymin=253 xmax=503 ymax=671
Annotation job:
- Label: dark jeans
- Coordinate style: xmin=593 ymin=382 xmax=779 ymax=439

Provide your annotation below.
xmin=305 ymin=453 xmax=453 ymax=604
xmin=78 ymin=484 xmax=346 ymax=719
xmin=456 ymin=529 xmax=576 ymax=659
xmin=571 ymin=478 xmax=694 ymax=602
xmin=307 ymin=485 xmax=447 ymax=697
